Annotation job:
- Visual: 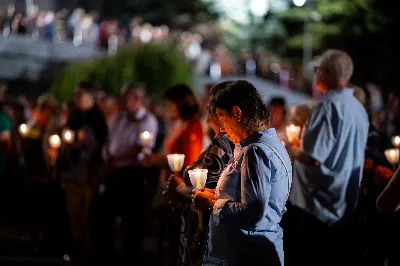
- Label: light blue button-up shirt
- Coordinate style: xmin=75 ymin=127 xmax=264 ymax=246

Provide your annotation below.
xmin=203 ymin=129 xmax=292 ymax=266
xmin=290 ymin=88 xmax=369 ymax=224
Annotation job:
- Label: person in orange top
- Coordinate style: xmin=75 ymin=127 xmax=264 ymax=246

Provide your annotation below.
xmin=143 ymin=84 xmax=203 ymax=265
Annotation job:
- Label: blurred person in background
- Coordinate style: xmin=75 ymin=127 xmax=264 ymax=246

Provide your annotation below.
xmin=59 ymin=81 xmax=108 ymax=261
xmin=268 ymin=97 xmax=287 ymax=142
xmin=0 ymin=85 xmax=11 ymax=181
xmin=286 ymin=50 xmax=369 ymax=266
xmin=95 ymin=83 xmax=158 ymax=265
xmin=143 ymin=84 xmax=203 ymax=266
xmin=164 ymin=82 xmax=234 ymax=266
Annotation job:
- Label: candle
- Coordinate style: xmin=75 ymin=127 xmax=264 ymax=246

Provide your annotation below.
xmin=392 ymin=136 xmax=400 ymax=148
xmin=167 ymin=154 xmax=185 ymax=172
xmin=62 ymin=129 xmax=75 ymax=144
xmin=140 ymin=131 xmax=153 ymax=149
xmin=286 ymin=124 xmax=301 ymax=143
xmin=385 ymin=148 xmax=399 ymax=165
xmin=188 ymin=169 xmax=208 ymax=190
xmin=49 ymin=134 xmax=62 ymax=149
xmin=18 ymin=124 xmax=30 ymax=137
xmin=188 ymin=169 xmax=208 ymax=231
xmin=173 ymin=155 xmax=179 ymax=171
xmin=196 ymin=171 xmax=201 ymax=188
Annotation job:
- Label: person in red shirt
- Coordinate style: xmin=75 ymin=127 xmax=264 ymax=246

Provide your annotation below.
xmin=143 ymin=84 xmax=203 ymax=265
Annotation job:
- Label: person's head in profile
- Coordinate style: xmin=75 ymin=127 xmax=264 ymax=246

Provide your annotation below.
xmin=314 ymin=49 xmax=353 ymax=93
xmin=268 ymin=97 xmax=286 ymax=130
xmin=206 ymin=80 xmax=270 ymax=144
xmin=163 ymin=84 xmax=200 ymax=122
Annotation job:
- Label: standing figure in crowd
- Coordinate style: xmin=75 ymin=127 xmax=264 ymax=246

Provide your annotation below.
xmin=60 ymin=81 xmax=108 ymax=260
xmin=268 ymin=97 xmax=287 ymax=142
xmin=0 ymin=86 xmax=11 ymax=180
xmin=144 ymin=84 xmax=203 ymax=266
xmin=286 ymin=49 xmax=369 ymax=266
xmin=193 ymin=80 xmax=292 ymax=266
xmin=96 ymin=83 xmax=158 ymax=265
xmin=165 ymin=82 xmax=234 ymax=266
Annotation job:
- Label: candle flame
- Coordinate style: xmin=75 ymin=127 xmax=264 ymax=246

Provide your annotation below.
xmin=396 ymin=136 xmax=400 ymax=145
xmin=289 ymin=124 xmax=296 ymax=132
xmin=64 ymin=131 xmax=72 ymax=140
xmin=49 ymin=134 xmax=61 ymax=148
xmin=19 ymin=124 xmax=28 ymax=133
xmin=142 ymin=131 xmax=151 ymax=139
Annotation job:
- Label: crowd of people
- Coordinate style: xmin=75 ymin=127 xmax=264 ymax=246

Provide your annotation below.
xmin=0 ymin=48 xmax=400 ymax=266
xmin=0 ymin=4 xmax=310 ymax=96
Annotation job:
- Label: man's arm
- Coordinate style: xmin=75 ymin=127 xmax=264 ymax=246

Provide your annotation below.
xmin=377 ymin=167 xmax=400 ymax=212
xmin=294 ymin=103 xmax=336 ymax=166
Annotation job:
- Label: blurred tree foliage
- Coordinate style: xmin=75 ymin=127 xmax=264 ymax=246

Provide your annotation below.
xmin=50 ymin=44 xmax=193 ymax=103
xmin=279 ymin=0 xmax=398 ymax=92
xmin=278 ymin=0 xmax=385 ymax=52
xmin=103 ymin=0 xmax=219 ymax=28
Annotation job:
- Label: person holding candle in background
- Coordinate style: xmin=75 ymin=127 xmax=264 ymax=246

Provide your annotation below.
xmin=164 ymin=81 xmax=234 ymax=266
xmin=96 ymin=82 xmax=158 ymax=265
xmin=286 ymin=50 xmax=369 ymax=266
xmin=143 ymin=84 xmax=203 ymax=266
xmin=192 ymin=80 xmax=292 ymax=266
xmin=58 ymin=81 xmax=108 ymax=261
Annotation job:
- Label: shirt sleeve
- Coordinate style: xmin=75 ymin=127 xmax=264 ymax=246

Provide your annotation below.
xmin=214 ymin=145 xmax=272 ymax=227
xmin=203 ymin=142 xmax=228 ymax=189
xmin=302 ymin=102 xmax=337 ymax=164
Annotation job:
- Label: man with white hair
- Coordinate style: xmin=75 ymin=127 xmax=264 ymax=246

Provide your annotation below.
xmin=286 ymin=49 xmax=369 ymax=266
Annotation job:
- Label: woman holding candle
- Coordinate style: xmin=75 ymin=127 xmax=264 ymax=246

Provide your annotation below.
xmin=143 ymin=84 xmax=203 ymax=266
xmin=192 ymin=80 xmax=291 ymax=266
xmin=164 ymin=94 xmax=234 ymax=265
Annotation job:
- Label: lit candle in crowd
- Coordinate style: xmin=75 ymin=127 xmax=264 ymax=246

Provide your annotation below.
xmin=392 ymin=136 xmax=400 ymax=148
xmin=286 ymin=124 xmax=301 ymax=143
xmin=62 ymin=129 xmax=75 ymax=144
xmin=49 ymin=134 xmax=62 ymax=149
xmin=140 ymin=131 xmax=153 ymax=150
xmin=385 ymin=148 xmax=399 ymax=171
xmin=167 ymin=154 xmax=185 ymax=172
xmin=18 ymin=124 xmax=30 ymax=137
xmin=188 ymin=168 xmax=208 ymax=230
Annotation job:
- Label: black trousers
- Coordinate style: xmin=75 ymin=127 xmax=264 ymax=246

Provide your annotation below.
xmin=92 ymin=166 xmax=146 ymax=265
xmin=282 ymin=205 xmax=357 ymax=266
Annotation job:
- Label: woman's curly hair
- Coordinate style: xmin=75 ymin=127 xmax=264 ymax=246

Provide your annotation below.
xmin=206 ymin=80 xmax=270 ymax=131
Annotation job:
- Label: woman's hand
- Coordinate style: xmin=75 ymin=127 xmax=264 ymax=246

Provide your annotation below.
xmin=166 ymin=173 xmax=185 ymax=193
xmin=288 ymin=138 xmax=301 ymax=148
xmin=192 ymin=189 xmax=215 ymax=212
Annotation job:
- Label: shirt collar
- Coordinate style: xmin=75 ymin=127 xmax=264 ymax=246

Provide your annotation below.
xmin=238 ymin=128 xmax=277 ymax=148
xmin=122 ymin=106 xmax=147 ymax=121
